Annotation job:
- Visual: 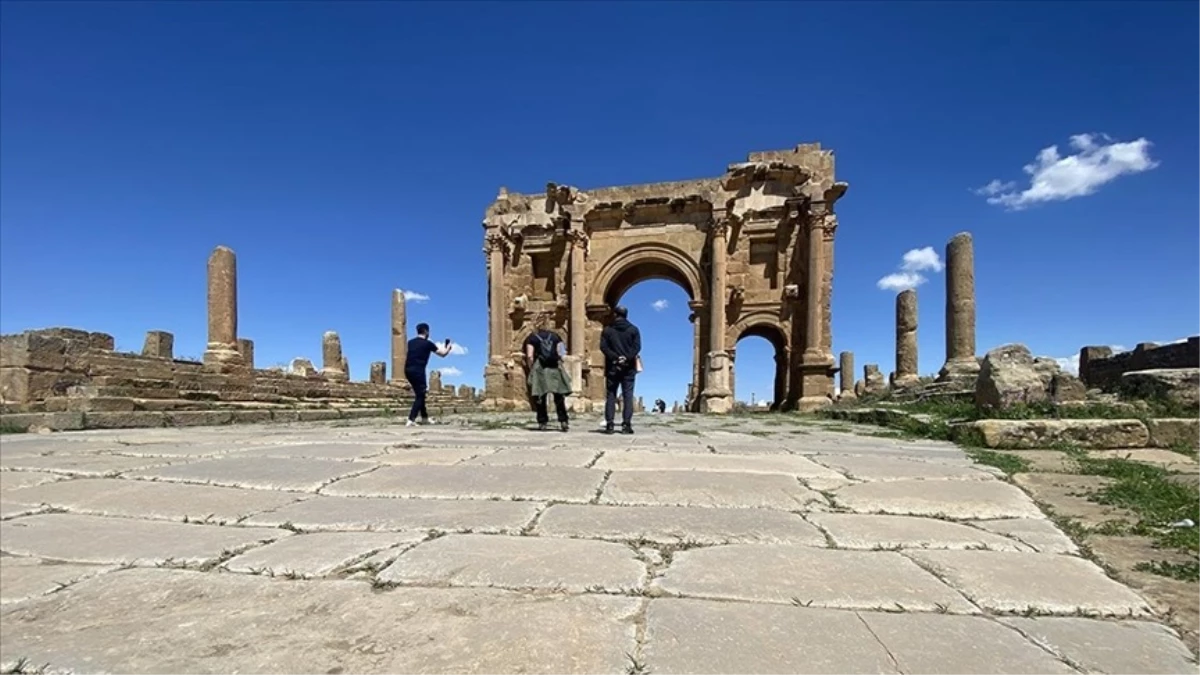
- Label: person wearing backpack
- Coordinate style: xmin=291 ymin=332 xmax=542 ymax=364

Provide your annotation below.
xmin=523 ymin=317 xmax=572 ymax=432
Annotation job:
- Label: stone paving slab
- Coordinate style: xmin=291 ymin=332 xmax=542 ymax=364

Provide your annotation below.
xmin=126 ymin=456 xmax=377 ymax=492
xmin=833 ymin=478 xmax=1045 ymax=519
xmin=811 ymin=455 xmax=997 ymax=482
xmin=371 ymin=447 xmax=497 ymax=465
xmin=378 ymin=533 xmax=647 ymax=593
xmin=0 ymin=557 xmax=116 ymax=605
xmin=907 ymin=550 xmax=1154 ymax=616
xmin=242 ymin=495 xmax=540 ymax=534
xmin=808 ymin=513 xmax=1030 ymax=551
xmin=535 ymin=503 xmax=826 ymax=546
xmin=3 ymin=477 xmax=304 ymax=523
xmin=0 ymin=502 xmax=42 ymax=520
xmin=229 ymin=442 xmax=393 ymax=461
xmin=643 ymin=598 xmax=898 ymax=674
xmin=222 ymin=531 xmax=426 ymax=577
xmin=103 ymin=442 xmax=246 ymax=458
xmin=654 ymin=544 xmax=977 ymax=613
xmin=0 ymin=470 xmax=66 ymax=494
xmin=600 ymin=470 xmax=824 ymax=509
xmin=0 ymin=568 xmax=640 ymax=674
xmin=464 ymin=447 xmax=601 ymax=467
xmin=322 ymin=465 xmax=605 ymax=503
xmin=593 ymin=450 xmax=846 ymax=479
xmin=0 ymin=513 xmax=287 ymax=566
xmin=0 ymin=453 xmax=181 ymax=476
xmin=968 ymin=518 xmax=1080 ymax=554
xmin=859 ymin=611 xmax=1077 ymax=673
xmin=1002 ymin=616 xmax=1199 ymax=674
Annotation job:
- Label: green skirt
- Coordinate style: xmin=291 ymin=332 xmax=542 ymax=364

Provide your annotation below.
xmin=530 ymin=361 xmax=572 ymax=397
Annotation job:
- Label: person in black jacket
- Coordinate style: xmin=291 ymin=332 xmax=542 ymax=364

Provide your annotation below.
xmin=600 ymin=305 xmax=641 ymax=434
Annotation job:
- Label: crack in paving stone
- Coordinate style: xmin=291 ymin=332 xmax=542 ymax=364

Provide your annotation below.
xmin=854 ymin=610 xmax=902 ymax=672
xmin=590 ymin=470 xmax=613 ymax=505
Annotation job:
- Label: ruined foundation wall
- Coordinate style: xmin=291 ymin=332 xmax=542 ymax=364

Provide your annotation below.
xmin=1079 ymin=337 xmax=1200 ymax=391
xmin=0 ymin=327 xmax=482 ymax=427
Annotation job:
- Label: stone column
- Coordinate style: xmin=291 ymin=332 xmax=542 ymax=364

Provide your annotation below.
xmin=565 ymin=230 xmax=588 ymax=407
xmin=391 ymin=289 xmax=407 ymax=383
xmin=237 ymin=338 xmax=255 ymax=370
xmin=894 ymin=290 xmax=919 ymax=388
xmin=939 ymin=232 xmax=980 ymax=383
xmin=701 ymin=220 xmax=733 ymax=413
xmin=321 ymin=331 xmax=347 ymax=382
xmin=203 ymin=246 xmax=243 ymax=369
xmin=839 ymin=351 xmax=856 ymax=400
xmin=797 ymin=207 xmax=835 ymax=409
xmin=370 ymin=361 xmax=386 ymax=385
xmin=482 ymin=232 xmax=508 ymax=409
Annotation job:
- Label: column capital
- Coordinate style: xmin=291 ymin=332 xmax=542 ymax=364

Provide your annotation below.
xmin=710 ymin=217 xmax=731 ymax=239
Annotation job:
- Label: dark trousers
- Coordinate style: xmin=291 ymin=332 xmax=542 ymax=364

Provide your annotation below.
xmin=534 ymin=393 xmax=569 ymax=426
xmin=405 ymin=368 xmax=428 ymax=421
xmin=604 ymin=368 xmax=636 ymax=427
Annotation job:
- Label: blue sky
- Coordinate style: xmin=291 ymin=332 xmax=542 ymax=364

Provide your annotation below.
xmin=2 ymin=1 xmax=1197 ymax=408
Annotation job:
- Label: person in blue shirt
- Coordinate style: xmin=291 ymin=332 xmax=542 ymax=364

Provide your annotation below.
xmin=404 ymin=322 xmax=454 ymax=427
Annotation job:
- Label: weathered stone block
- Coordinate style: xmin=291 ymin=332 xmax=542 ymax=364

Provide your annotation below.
xmin=976 ymin=344 xmax=1052 ymax=410
xmin=1118 ymin=368 xmax=1199 ymax=410
xmin=0 ymin=333 xmax=68 ymax=371
xmin=963 ymin=419 xmax=1150 ymax=449
xmin=84 ymin=411 xmax=168 ymax=429
xmin=0 ymin=412 xmax=85 ymax=431
xmin=1145 ymin=418 xmax=1199 ymax=450
xmin=141 ymin=331 xmax=174 ymax=359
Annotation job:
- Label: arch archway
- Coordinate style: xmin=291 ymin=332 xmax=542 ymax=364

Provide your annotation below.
xmin=732 ymin=318 xmax=789 ymax=411
xmin=591 ymin=242 xmax=703 ymax=307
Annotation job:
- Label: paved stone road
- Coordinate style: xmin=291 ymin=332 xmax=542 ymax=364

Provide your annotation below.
xmin=1 ymin=414 xmax=1196 ymax=674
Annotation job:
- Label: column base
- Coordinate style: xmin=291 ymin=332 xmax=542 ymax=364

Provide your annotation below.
xmin=797 ymin=351 xmax=835 ymax=403
xmin=937 ymin=357 xmax=981 ymax=386
xmin=202 ymin=345 xmax=245 ymax=374
xmin=796 ymin=396 xmax=833 ymax=412
xmin=700 ymin=391 xmax=734 ymax=414
xmin=321 ymin=368 xmax=349 ymax=383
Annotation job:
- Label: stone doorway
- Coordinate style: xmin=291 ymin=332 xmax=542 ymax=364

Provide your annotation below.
xmin=480 ymin=143 xmax=848 ymax=413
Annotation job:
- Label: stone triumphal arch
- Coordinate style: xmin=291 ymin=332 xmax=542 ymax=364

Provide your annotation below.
xmin=481 ymin=143 xmax=848 ymax=413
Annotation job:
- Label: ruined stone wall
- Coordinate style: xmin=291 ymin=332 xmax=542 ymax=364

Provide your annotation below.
xmin=0 ymin=327 xmax=482 ymax=424
xmin=1079 ymin=338 xmax=1200 ymax=391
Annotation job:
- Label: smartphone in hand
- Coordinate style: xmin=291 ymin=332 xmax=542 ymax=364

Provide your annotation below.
xmin=444 ymin=339 xmax=452 ymax=347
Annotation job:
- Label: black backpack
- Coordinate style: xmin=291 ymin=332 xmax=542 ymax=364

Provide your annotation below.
xmin=535 ymin=332 xmax=559 ymax=366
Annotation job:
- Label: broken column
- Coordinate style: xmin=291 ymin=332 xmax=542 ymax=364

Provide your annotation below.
xmin=142 ymin=331 xmax=174 ymax=359
xmin=894 ymin=289 xmax=919 ymax=388
xmin=939 ymin=232 xmax=979 ymax=383
xmin=838 ymin=351 xmax=856 ymax=401
xmin=341 ymin=355 xmax=350 ymax=381
xmin=370 ymin=361 xmax=386 ymax=385
xmin=237 ymin=338 xmax=255 ymax=370
xmin=291 ymin=358 xmax=316 ymax=377
xmin=430 ymin=369 xmax=443 ymax=391
xmin=203 ymin=246 xmax=244 ymax=370
xmin=391 ymin=289 xmax=407 ymax=384
xmin=862 ymin=364 xmax=887 ymax=396
xmin=321 ymin=331 xmax=348 ymax=382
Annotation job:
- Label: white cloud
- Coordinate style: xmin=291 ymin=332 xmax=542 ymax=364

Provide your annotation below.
xmin=877 ymin=247 xmax=943 ymax=291
xmin=402 ymin=290 xmax=430 ymax=303
xmin=448 ymin=342 xmax=468 ymax=356
xmin=651 ymin=299 xmax=669 ymax=312
xmin=975 ymin=134 xmax=1158 ymax=211
xmin=900 ymin=246 xmax=944 ymax=273
xmin=437 ymin=366 xmax=463 ymax=377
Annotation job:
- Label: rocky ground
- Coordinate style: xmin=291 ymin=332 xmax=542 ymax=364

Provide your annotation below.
xmin=1 ymin=413 xmax=1197 ymax=674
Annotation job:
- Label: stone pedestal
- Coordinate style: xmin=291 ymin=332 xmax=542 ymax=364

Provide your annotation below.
xmin=142 ymin=331 xmax=174 ymax=360
xmin=563 ymin=355 xmax=591 ymax=412
xmin=369 ymin=362 xmax=387 ymax=385
xmin=321 ymin=332 xmax=348 ymax=382
xmin=796 ymin=353 xmax=835 ymax=411
xmin=237 ymin=339 xmax=255 ymax=371
xmin=701 ymin=351 xmax=734 ymax=414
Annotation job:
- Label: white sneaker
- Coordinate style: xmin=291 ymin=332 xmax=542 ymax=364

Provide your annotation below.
xmin=423 ymin=418 xmax=437 ymax=425
xmin=405 ymin=419 xmax=416 ymax=427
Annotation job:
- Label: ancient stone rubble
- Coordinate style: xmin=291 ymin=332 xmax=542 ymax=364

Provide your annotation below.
xmin=481 ymin=143 xmax=848 ymax=414
xmin=369 ymin=362 xmax=387 ymax=385
xmin=0 ymin=246 xmax=481 ymax=431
